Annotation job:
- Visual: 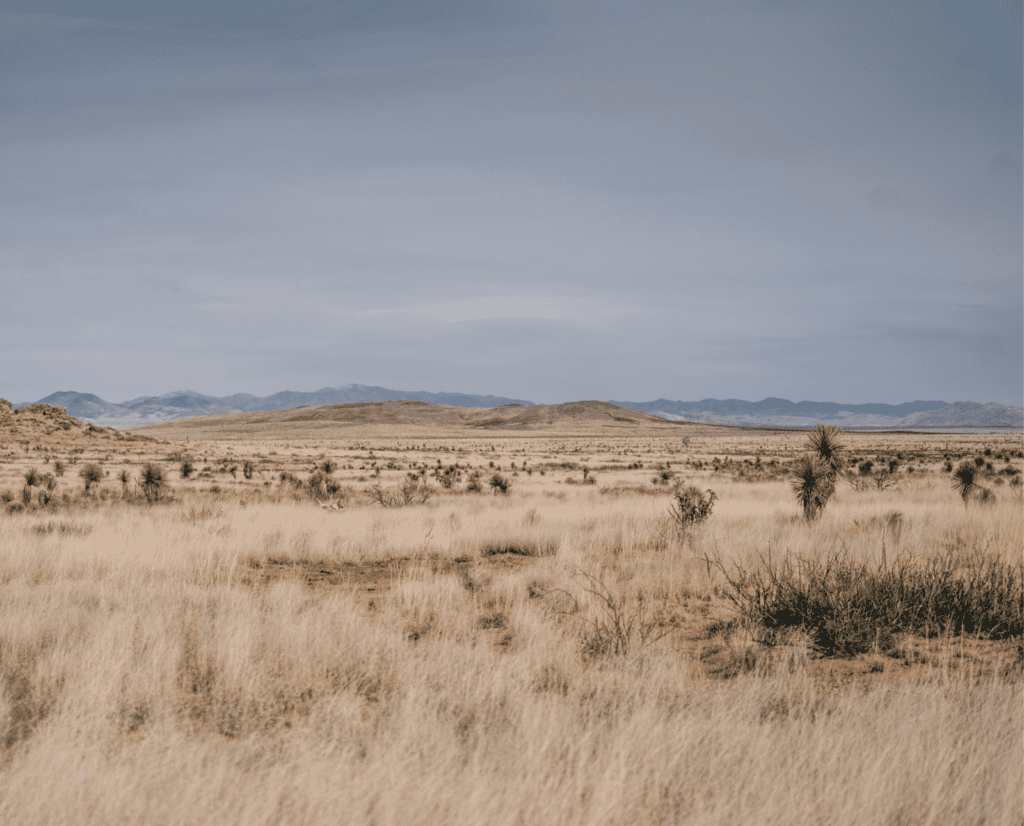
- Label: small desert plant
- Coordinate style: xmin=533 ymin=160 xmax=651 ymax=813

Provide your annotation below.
xmin=951 ymin=460 xmax=981 ymax=505
xmin=669 ymin=485 xmax=718 ymax=529
xmin=465 ymin=470 xmax=484 ymax=493
xmin=78 ymin=463 xmax=104 ymax=492
xmin=21 ymin=486 xmax=32 ymax=506
xmin=23 ymin=468 xmax=40 ymax=487
xmin=807 ymin=424 xmax=846 ymax=480
xmin=548 ymin=568 xmax=677 ymax=660
xmin=138 ymin=463 xmax=168 ymax=503
xmin=433 ymin=464 xmax=463 ymax=489
xmin=975 ymin=487 xmax=997 ymax=507
xmin=712 ymin=545 xmax=1023 ymax=656
xmin=366 ymin=479 xmax=432 ymax=508
xmin=789 ymin=425 xmax=846 ymax=521
xmin=489 ymin=473 xmax=512 ymax=496
xmin=242 ymin=460 xmax=256 ymax=480
xmin=180 ymin=459 xmax=195 ymax=479
xmin=53 ymin=460 xmax=65 ymax=477
xmin=319 ymin=459 xmax=337 ymax=474
xmin=305 ymin=470 xmax=342 ymax=501
xmin=790 ymin=455 xmax=834 ymax=521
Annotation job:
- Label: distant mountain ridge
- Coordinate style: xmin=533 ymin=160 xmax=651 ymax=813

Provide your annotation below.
xmin=10 ymin=387 xmax=1022 ymax=430
xmin=609 ymin=397 xmax=952 ymax=420
xmin=16 ymin=385 xmax=536 ymax=428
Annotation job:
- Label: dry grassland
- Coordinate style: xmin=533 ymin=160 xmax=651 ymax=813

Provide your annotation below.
xmin=0 ymin=422 xmax=1021 ymax=825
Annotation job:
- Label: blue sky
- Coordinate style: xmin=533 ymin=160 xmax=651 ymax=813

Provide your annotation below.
xmin=1 ymin=0 xmax=1020 ymax=406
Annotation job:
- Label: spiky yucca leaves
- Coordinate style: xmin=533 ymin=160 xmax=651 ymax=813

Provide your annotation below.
xmin=951 ymin=459 xmax=979 ymax=503
xmin=790 ymin=455 xmax=834 ymax=521
xmin=807 ymin=424 xmax=846 ymax=482
xmin=669 ymin=486 xmax=718 ymax=528
xmin=138 ymin=463 xmax=168 ymax=504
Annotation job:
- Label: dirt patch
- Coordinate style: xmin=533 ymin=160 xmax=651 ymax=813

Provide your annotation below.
xmin=238 ymin=552 xmax=537 ymax=601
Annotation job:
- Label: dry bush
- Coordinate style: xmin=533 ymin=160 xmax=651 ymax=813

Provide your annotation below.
xmin=713 ymin=544 xmax=1023 ymax=656
xmin=78 ymin=463 xmax=104 ymax=492
xmin=366 ymin=479 xmax=432 ymax=508
xmin=546 ymin=568 xmax=678 ymax=660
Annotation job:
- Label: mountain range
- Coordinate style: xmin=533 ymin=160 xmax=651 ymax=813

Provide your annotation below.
xmin=9 ymin=386 xmax=1023 ymax=430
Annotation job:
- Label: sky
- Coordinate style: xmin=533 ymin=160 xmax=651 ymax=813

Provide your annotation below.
xmin=1 ymin=0 xmax=1021 ymax=407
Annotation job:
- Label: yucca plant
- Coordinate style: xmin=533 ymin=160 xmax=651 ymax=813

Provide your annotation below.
xmin=807 ymin=424 xmax=846 ymax=484
xmin=790 ymin=455 xmax=834 ymax=521
xmin=789 ymin=425 xmax=846 ymax=521
xmin=951 ymin=459 xmax=980 ymax=504
xmin=669 ymin=486 xmax=717 ymax=528
xmin=138 ymin=463 xmax=168 ymax=504
xmin=78 ymin=463 xmax=104 ymax=492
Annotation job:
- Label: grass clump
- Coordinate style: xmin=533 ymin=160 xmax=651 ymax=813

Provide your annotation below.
xmin=715 ymin=545 xmax=1024 ymax=656
xmin=548 ymin=568 xmax=677 ymax=660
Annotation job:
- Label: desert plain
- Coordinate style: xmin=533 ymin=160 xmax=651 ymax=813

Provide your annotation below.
xmin=0 ymin=399 xmax=1021 ymax=825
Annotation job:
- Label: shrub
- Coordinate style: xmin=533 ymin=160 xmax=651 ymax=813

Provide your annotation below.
xmin=79 ymin=463 xmax=104 ymax=492
xmin=319 ymin=459 xmax=337 ymax=475
xmin=433 ymin=464 xmax=463 ymax=489
xmin=366 ymin=480 xmax=431 ymax=508
xmin=669 ymin=486 xmax=717 ymax=529
xmin=790 ymin=426 xmax=845 ymax=521
xmin=180 ymin=460 xmax=195 ymax=479
xmin=23 ymin=468 xmax=40 ymax=487
xmin=465 ymin=471 xmax=484 ymax=493
xmin=138 ymin=463 xmax=168 ymax=503
xmin=790 ymin=456 xmax=834 ymax=521
xmin=21 ymin=486 xmax=32 ymax=506
xmin=242 ymin=460 xmax=255 ymax=480
xmin=489 ymin=473 xmax=512 ymax=496
xmin=53 ymin=461 xmax=65 ymax=477
xmin=951 ymin=460 xmax=981 ymax=504
xmin=975 ymin=487 xmax=997 ymax=507
xmin=548 ymin=568 xmax=676 ymax=660
xmin=713 ymin=545 xmax=1023 ymax=656
xmin=306 ymin=470 xmax=342 ymax=501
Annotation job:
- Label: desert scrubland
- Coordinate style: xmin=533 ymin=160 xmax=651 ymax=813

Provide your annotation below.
xmin=0 ymin=410 xmax=1022 ymax=825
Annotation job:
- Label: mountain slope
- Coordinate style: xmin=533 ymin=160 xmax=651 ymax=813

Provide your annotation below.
xmin=13 ymin=388 xmax=1022 ymax=430
xmin=130 ymin=400 xmax=693 ymax=438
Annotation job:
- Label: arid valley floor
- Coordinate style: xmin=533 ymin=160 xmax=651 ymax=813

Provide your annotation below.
xmin=0 ymin=399 xmax=1021 ymax=825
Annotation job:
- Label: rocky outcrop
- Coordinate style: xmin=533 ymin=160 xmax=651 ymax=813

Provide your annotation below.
xmin=0 ymin=399 xmax=153 ymax=445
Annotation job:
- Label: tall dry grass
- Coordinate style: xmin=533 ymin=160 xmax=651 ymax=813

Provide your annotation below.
xmin=0 ymin=449 xmax=1020 ymax=825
